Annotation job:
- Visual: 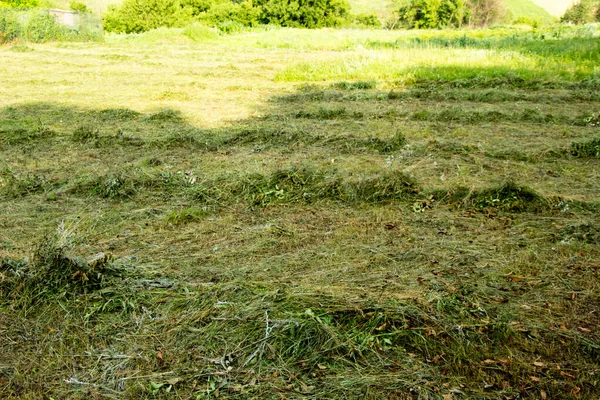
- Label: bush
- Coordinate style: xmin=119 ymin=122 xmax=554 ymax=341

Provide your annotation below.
xmin=103 ymin=0 xmax=351 ymax=33
xmin=353 ymin=12 xmax=381 ymax=28
xmin=570 ymin=137 xmax=600 ymax=158
xmin=24 ymin=12 xmax=63 ymax=42
xmin=103 ymin=0 xmax=194 ymax=34
xmin=199 ymin=1 xmax=260 ymax=27
xmin=561 ymin=0 xmax=600 ymax=24
xmin=256 ymin=0 xmax=349 ymax=28
xmin=512 ymin=16 xmax=541 ymax=28
xmin=0 ymin=0 xmax=38 ymax=9
xmin=398 ymin=0 xmax=469 ymax=29
xmin=1 ymin=8 xmax=103 ymax=43
xmin=0 ymin=9 xmax=21 ymax=43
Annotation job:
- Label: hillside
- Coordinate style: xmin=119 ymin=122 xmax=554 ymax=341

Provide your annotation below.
xmin=504 ymin=0 xmax=556 ymax=22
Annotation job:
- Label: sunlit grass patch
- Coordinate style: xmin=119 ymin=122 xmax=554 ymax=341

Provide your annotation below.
xmin=276 ymin=49 xmax=553 ymax=84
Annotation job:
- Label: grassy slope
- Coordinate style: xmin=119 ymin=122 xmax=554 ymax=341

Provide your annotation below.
xmin=1 ymin=26 xmax=600 ymax=399
xmin=504 ymin=0 xmax=556 ymax=22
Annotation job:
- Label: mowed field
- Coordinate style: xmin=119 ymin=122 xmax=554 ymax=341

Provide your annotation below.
xmin=1 ymin=26 xmax=600 ymax=398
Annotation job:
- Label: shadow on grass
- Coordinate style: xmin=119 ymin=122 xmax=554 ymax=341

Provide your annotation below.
xmin=1 ymin=92 xmax=600 ymax=398
xmin=2 ymin=94 xmax=598 ymax=213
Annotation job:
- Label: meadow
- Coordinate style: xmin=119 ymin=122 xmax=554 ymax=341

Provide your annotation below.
xmin=1 ymin=24 xmax=600 ymax=399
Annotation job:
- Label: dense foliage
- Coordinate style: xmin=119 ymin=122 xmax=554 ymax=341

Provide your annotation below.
xmin=0 ymin=8 xmax=103 ymax=43
xmin=103 ymin=0 xmax=350 ymax=33
xmin=397 ymin=0 xmax=506 ymax=29
xmin=0 ymin=0 xmax=38 ymax=8
xmin=561 ymin=0 xmax=600 ymax=24
xmin=255 ymin=0 xmax=349 ymax=28
xmin=102 ymin=0 xmax=194 ymax=34
xmin=0 ymin=9 xmax=21 ymax=42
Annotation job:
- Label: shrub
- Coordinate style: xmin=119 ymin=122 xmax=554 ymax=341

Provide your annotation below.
xmin=512 ymin=16 xmax=541 ymax=28
xmin=398 ymin=0 xmax=469 ymax=29
xmin=24 ymin=12 xmax=63 ymax=42
xmin=352 ymin=13 xmax=381 ymax=28
xmin=0 ymin=9 xmax=21 ymax=43
xmin=70 ymin=0 xmax=88 ymax=13
xmin=103 ymin=0 xmax=351 ymax=33
xmin=255 ymin=0 xmax=350 ymax=28
xmin=1 ymin=9 xmax=102 ymax=43
xmin=397 ymin=0 xmax=506 ymax=29
xmin=102 ymin=0 xmax=194 ymax=34
xmin=72 ymin=125 xmax=99 ymax=142
xmin=199 ymin=1 xmax=260 ymax=27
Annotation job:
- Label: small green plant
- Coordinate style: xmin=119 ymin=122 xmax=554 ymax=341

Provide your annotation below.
xmin=8 ymin=44 xmax=33 ymax=51
xmin=570 ymin=137 xmax=600 ymax=158
xmin=512 ymin=16 xmax=540 ymax=28
xmin=471 ymin=182 xmax=547 ymax=212
xmin=381 ymin=130 xmax=406 ymax=152
xmin=72 ymin=125 xmax=98 ymax=142
xmin=1 ymin=228 xmax=112 ymax=304
xmin=146 ymin=109 xmax=183 ymax=121
xmin=166 ymin=207 xmax=210 ymax=224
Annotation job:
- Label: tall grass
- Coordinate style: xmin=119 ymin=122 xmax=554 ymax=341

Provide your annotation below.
xmin=276 ymin=27 xmax=600 ymax=84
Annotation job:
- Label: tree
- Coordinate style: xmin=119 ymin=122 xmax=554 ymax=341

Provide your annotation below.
xmin=468 ymin=0 xmax=506 ymax=27
xmin=103 ymin=0 xmax=192 ymax=34
xmin=255 ymin=0 xmax=350 ymax=28
xmin=0 ymin=0 xmax=39 ymax=8
xmin=396 ymin=0 xmax=506 ymax=29
xmin=398 ymin=0 xmax=469 ymax=29
xmin=561 ymin=0 xmax=600 ymax=24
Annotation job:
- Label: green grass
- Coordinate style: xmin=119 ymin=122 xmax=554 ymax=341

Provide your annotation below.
xmin=1 ymin=25 xmax=600 ymax=399
xmin=505 ymin=0 xmax=556 ymax=23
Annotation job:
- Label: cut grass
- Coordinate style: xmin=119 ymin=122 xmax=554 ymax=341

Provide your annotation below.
xmin=1 ymin=25 xmax=600 ymax=399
